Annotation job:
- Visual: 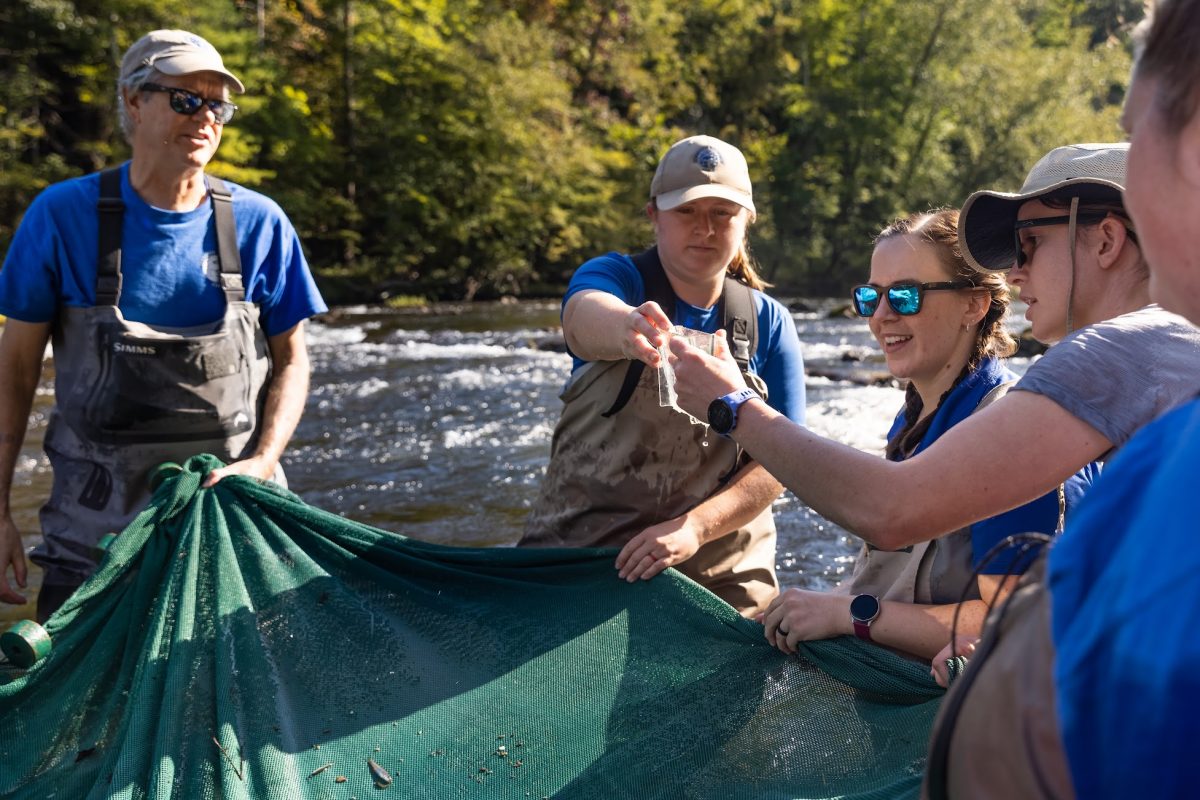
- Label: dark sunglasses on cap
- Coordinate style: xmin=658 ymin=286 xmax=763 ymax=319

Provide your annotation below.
xmin=1012 ymin=210 xmax=1137 ymax=267
xmin=140 ymin=82 xmax=238 ymax=124
xmin=851 ymin=280 xmax=975 ymax=317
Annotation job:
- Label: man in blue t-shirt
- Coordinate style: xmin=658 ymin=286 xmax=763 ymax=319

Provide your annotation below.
xmin=0 ymin=30 xmax=327 ymax=621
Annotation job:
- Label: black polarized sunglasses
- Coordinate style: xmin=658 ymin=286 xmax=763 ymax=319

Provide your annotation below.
xmin=141 ymin=83 xmax=238 ymax=124
xmin=1012 ymin=211 xmax=1110 ymax=267
xmin=851 ymin=281 xmax=974 ymax=317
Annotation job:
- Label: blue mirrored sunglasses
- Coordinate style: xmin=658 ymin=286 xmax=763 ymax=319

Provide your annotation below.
xmin=851 ymin=280 xmax=974 ymax=317
xmin=141 ymin=83 xmax=238 ymax=124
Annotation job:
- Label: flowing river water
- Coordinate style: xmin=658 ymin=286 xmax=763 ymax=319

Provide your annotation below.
xmin=2 ymin=299 xmax=1030 ymax=624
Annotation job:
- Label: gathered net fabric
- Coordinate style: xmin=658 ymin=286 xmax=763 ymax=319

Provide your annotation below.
xmin=0 ymin=455 xmax=943 ymax=799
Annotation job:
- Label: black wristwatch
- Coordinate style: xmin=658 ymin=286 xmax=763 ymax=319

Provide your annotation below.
xmin=850 ymin=594 xmax=881 ymax=642
xmin=707 ymin=388 xmax=758 ymax=436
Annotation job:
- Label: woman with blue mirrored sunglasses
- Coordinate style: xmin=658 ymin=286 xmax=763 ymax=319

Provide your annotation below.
xmin=738 ymin=209 xmax=1097 ymax=677
xmin=851 ymin=280 xmax=974 ymax=317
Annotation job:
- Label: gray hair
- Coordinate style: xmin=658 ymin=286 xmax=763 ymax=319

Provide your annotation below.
xmin=116 ymin=64 xmax=167 ymax=144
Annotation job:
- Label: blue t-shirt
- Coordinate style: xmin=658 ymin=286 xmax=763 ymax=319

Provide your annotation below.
xmin=1048 ymin=397 xmax=1200 ymax=798
xmin=886 ymin=357 xmax=1099 ymax=575
xmin=563 ymin=251 xmax=807 ymax=424
xmin=0 ymin=162 xmax=326 ymax=336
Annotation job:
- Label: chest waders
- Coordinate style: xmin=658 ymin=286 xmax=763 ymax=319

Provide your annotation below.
xmin=922 ymin=554 xmax=1074 ymax=800
xmin=834 ymin=382 xmax=1020 ymax=625
xmin=32 ymin=168 xmax=274 ymax=589
xmin=521 ymin=248 xmax=778 ymax=617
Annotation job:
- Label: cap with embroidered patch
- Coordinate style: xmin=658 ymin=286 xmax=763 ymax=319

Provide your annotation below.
xmin=120 ymin=30 xmax=244 ymax=94
xmin=650 ymin=135 xmax=755 ymax=216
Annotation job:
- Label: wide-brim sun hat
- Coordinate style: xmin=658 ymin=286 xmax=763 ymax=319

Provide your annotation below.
xmin=650 ymin=135 xmax=755 ymax=217
xmin=120 ymin=30 xmax=245 ymax=94
xmin=959 ymin=143 xmax=1128 ymax=272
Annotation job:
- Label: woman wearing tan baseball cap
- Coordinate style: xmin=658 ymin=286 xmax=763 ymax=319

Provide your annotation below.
xmin=519 ymin=135 xmax=808 ymax=618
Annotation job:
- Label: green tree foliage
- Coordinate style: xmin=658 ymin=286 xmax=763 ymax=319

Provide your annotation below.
xmin=0 ymin=0 xmax=1141 ymax=299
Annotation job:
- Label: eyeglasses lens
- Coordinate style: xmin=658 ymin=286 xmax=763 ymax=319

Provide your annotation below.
xmin=852 ymin=287 xmax=879 ymax=317
xmin=168 ymin=90 xmax=203 ymax=116
xmin=888 ymin=285 xmax=922 ymax=315
xmin=147 ymin=84 xmax=236 ymax=124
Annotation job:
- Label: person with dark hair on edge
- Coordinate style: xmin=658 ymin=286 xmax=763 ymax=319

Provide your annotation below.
xmin=922 ymin=2 xmax=1200 ymax=797
xmin=761 ymin=208 xmax=1096 ymax=664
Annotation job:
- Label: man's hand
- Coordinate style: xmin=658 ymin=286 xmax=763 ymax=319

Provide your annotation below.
xmin=0 ymin=511 xmax=28 ymax=604
xmin=668 ymin=332 xmax=748 ymax=420
xmin=758 ymin=588 xmax=851 ymax=654
xmin=615 ymin=516 xmax=703 ymax=582
xmin=202 ymin=454 xmax=277 ymax=488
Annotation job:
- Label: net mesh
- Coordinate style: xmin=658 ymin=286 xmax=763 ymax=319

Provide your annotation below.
xmin=1 ymin=454 xmax=943 ymax=799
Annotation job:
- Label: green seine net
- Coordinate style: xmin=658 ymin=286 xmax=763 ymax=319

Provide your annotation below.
xmin=0 ymin=455 xmax=944 ymax=799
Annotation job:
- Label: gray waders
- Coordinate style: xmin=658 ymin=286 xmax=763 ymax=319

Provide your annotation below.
xmin=32 ymin=168 xmax=274 ymax=619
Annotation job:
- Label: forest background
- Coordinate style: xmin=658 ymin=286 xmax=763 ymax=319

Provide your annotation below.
xmin=1 ymin=0 xmax=1142 ymax=303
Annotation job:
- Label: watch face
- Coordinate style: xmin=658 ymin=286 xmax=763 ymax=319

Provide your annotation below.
xmin=850 ymin=594 xmax=880 ymax=623
xmin=707 ymin=398 xmax=735 ymax=434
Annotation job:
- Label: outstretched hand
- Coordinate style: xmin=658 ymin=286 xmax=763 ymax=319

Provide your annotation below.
xmin=668 ymin=331 xmax=748 ymax=420
xmin=620 ymin=301 xmax=673 ymax=368
xmin=615 ymin=517 xmax=703 ymax=582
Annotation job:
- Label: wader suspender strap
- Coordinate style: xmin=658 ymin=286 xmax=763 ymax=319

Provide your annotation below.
xmin=206 ymin=176 xmax=245 ymax=302
xmin=601 ymin=247 xmax=759 ymax=418
xmin=94 ymin=169 xmax=244 ymax=306
xmin=96 ymin=168 xmax=125 ymax=306
xmin=924 ymin=587 xmax=1023 ymax=800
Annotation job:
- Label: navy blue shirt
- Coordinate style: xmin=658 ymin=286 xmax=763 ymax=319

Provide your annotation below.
xmin=886 ymin=358 xmax=1099 ymax=574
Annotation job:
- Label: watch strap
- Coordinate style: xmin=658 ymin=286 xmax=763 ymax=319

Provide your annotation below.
xmin=721 ymin=387 xmax=758 ymax=408
xmin=718 ymin=387 xmax=758 ymax=435
xmin=853 ymin=620 xmax=873 ymax=642
xmin=709 ymin=387 xmax=758 ymax=437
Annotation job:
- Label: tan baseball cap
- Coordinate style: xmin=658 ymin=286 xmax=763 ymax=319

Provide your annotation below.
xmin=650 ymin=135 xmax=755 ymax=216
xmin=120 ymin=30 xmax=245 ymax=94
xmin=959 ymin=143 xmax=1128 ymax=272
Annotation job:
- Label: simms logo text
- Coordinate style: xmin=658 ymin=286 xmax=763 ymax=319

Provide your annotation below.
xmin=114 ymin=342 xmax=157 ymax=355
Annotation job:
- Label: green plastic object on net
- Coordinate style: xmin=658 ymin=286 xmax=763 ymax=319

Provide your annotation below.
xmin=0 ymin=454 xmax=945 ymax=799
xmin=0 ymin=621 xmax=51 ymax=669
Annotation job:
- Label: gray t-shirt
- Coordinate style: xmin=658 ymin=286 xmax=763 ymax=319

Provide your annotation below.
xmin=1014 ymin=305 xmax=1200 ymax=454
